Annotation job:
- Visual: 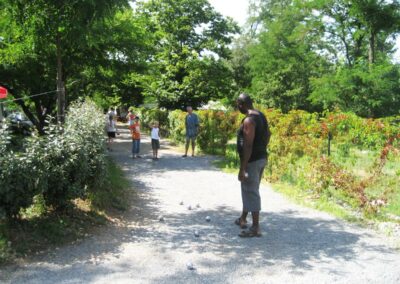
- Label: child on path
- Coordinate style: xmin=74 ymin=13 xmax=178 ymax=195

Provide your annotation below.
xmin=131 ymin=116 xmax=141 ymax=158
xmin=151 ymin=121 xmax=161 ymax=160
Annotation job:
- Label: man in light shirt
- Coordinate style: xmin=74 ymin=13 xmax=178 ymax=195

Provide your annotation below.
xmin=182 ymin=106 xmax=199 ymax=157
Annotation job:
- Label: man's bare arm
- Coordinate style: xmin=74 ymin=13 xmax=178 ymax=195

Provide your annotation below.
xmin=239 ymin=117 xmax=255 ymax=181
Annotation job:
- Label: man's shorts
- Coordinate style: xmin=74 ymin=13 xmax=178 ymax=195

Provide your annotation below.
xmin=186 ymin=135 xmax=196 ymax=141
xmin=151 ymin=139 xmax=160 ymax=149
xmin=186 ymin=128 xmax=197 ymax=141
xmin=241 ymin=158 xmax=267 ymax=212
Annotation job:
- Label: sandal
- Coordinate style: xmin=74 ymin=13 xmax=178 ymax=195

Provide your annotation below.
xmin=238 ymin=226 xmax=262 ymax=238
xmin=234 ymin=218 xmax=248 ymax=229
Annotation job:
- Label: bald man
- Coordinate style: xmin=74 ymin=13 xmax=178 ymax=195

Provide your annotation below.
xmin=235 ymin=94 xmax=271 ymax=237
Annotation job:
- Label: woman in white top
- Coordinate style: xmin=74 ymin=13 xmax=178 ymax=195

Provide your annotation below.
xmin=151 ymin=121 xmax=160 ymax=160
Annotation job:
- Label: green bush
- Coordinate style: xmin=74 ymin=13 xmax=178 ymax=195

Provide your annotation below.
xmin=168 ymin=109 xmax=238 ymax=154
xmin=196 ymin=110 xmax=238 ymax=154
xmin=41 ymin=100 xmax=107 ymax=209
xmin=0 ymin=100 xmax=107 ymax=217
xmin=168 ymin=110 xmax=187 ymax=144
xmin=0 ymin=127 xmax=47 ymax=217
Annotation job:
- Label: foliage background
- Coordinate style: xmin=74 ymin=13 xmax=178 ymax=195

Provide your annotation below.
xmin=165 ymin=107 xmax=400 ymax=218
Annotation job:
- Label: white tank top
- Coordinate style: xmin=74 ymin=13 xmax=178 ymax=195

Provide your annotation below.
xmin=151 ymin=128 xmax=160 ymax=140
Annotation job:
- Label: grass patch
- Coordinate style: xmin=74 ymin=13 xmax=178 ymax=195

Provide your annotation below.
xmin=272 ymin=183 xmax=360 ymax=222
xmin=89 ymin=158 xmax=130 ymax=211
xmin=0 ymin=159 xmax=131 ymax=265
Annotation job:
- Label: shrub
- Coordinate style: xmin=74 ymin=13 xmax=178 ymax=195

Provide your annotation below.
xmin=196 ymin=110 xmax=238 ymax=154
xmin=0 ymin=127 xmax=46 ymax=217
xmin=42 ymin=100 xmax=107 ymax=209
xmin=0 ymin=100 xmax=107 ymax=217
xmin=168 ymin=110 xmax=187 ymax=144
xmin=168 ymin=109 xmax=238 ymax=154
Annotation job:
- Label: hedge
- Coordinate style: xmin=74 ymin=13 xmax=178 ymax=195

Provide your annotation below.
xmin=168 ymin=109 xmax=238 ymax=154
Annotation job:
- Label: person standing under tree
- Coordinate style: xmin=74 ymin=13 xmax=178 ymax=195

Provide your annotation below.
xmin=151 ymin=121 xmax=161 ymax=160
xmin=108 ymin=107 xmax=117 ymax=118
xmin=235 ymin=94 xmax=271 ymax=238
xmin=182 ymin=106 xmax=199 ymax=157
xmin=106 ymin=113 xmax=118 ymax=151
xmin=131 ymin=116 xmax=141 ymax=158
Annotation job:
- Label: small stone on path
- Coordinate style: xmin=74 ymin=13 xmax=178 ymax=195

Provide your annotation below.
xmin=186 ymin=262 xmax=196 ymax=270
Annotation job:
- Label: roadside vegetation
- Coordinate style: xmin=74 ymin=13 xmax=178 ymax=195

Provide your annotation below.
xmin=0 ymin=101 xmax=130 ymax=264
xmin=134 ymin=107 xmax=400 ymax=226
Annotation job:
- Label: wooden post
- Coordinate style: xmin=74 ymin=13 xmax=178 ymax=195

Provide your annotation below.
xmin=328 ymin=131 xmax=332 ymax=156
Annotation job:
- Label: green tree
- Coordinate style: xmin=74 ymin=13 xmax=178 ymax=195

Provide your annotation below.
xmin=310 ymin=0 xmax=400 ymax=117
xmin=351 ymin=0 xmax=400 ymax=64
xmin=138 ymin=0 xmax=239 ymax=109
xmin=310 ymin=62 xmax=400 ymax=117
xmin=229 ymin=35 xmax=254 ymax=92
xmin=247 ymin=0 xmax=329 ymax=112
xmin=321 ymin=0 xmax=400 ymax=65
xmin=0 ymin=1 xmax=157 ymax=131
xmin=0 ymin=0 xmax=129 ymax=131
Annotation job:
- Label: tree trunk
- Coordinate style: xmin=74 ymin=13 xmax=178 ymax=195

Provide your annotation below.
xmin=14 ymin=98 xmax=45 ymax=135
xmin=56 ymin=33 xmax=66 ymax=124
xmin=368 ymin=31 xmax=375 ymax=65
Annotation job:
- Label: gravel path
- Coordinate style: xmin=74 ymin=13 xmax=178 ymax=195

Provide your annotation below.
xmin=1 ymin=127 xmax=400 ymax=283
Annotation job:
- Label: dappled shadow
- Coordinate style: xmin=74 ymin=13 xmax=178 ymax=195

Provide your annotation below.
xmin=5 ymin=200 xmax=395 ymax=283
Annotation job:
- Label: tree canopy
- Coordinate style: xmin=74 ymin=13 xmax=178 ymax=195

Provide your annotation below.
xmin=243 ymin=0 xmax=400 ymax=117
xmin=0 ymin=0 xmax=399 ymax=128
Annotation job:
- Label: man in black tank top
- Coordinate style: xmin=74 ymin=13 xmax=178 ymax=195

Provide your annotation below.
xmin=235 ymin=94 xmax=271 ymax=237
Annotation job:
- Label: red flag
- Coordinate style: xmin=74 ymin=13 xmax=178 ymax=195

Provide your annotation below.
xmin=0 ymin=86 xmax=7 ymax=99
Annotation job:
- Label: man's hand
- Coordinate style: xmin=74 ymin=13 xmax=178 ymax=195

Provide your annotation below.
xmin=238 ymin=168 xmax=248 ymax=182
